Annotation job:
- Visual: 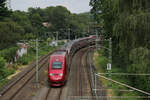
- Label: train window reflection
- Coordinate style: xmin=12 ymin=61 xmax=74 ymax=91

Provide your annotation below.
xmin=52 ymin=62 xmax=62 ymax=69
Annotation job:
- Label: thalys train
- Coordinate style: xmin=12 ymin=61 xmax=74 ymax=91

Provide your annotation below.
xmin=48 ymin=35 xmax=101 ymax=86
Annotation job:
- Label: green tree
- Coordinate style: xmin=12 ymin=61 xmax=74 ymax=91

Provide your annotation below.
xmin=0 ymin=56 xmax=6 ymax=79
xmin=11 ymin=11 xmax=33 ymax=34
xmin=0 ymin=20 xmax=24 ymax=49
xmin=0 ymin=0 xmax=11 ymax=20
xmin=90 ymin=0 xmax=150 ymax=97
xmin=128 ymin=47 xmax=150 ymax=92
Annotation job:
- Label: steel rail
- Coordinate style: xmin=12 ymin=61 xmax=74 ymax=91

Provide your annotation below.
xmin=0 ymin=54 xmax=49 ymax=96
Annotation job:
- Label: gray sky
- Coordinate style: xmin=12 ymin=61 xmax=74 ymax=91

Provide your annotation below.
xmin=11 ymin=0 xmax=91 ymax=13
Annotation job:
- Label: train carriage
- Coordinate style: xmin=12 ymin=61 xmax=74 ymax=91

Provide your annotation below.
xmin=48 ymin=35 xmax=101 ymax=87
xmin=48 ymin=50 xmax=68 ymax=86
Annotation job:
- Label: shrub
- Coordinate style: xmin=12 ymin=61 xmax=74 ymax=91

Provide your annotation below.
xmin=17 ymin=54 xmax=30 ymax=65
xmin=0 ymin=56 xmax=14 ymax=79
xmin=0 ymin=47 xmax=18 ymax=62
xmin=0 ymin=56 xmax=6 ymax=79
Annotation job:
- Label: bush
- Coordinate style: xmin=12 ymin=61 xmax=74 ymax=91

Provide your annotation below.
xmin=0 ymin=56 xmax=6 ymax=79
xmin=17 ymin=54 xmax=30 ymax=65
xmin=11 ymin=64 xmax=18 ymax=70
xmin=58 ymin=41 xmax=65 ymax=45
xmin=0 ymin=47 xmax=18 ymax=62
xmin=17 ymin=42 xmax=55 ymax=65
xmin=0 ymin=56 xmax=15 ymax=80
xmin=96 ymin=50 xmax=109 ymax=71
xmin=3 ymin=68 xmax=15 ymax=78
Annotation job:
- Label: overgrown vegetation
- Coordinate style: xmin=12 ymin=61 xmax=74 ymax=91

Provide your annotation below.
xmin=0 ymin=47 xmax=18 ymax=63
xmin=90 ymin=0 xmax=150 ymax=99
xmin=0 ymin=41 xmax=58 ymax=89
xmin=0 ymin=57 xmax=15 ymax=81
xmin=0 ymin=0 xmax=91 ymax=88
xmin=0 ymin=56 xmax=14 ymax=89
xmin=94 ymin=50 xmax=139 ymax=100
xmin=17 ymin=42 xmax=57 ymax=65
xmin=0 ymin=0 xmax=93 ymax=50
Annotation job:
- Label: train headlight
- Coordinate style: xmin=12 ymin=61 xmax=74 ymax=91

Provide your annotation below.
xmin=50 ymin=73 xmax=54 ymax=76
xmin=58 ymin=73 xmax=63 ymax=76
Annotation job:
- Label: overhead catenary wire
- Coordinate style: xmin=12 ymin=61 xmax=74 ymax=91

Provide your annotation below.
xmin=92 ymin=89 xmax=134 ymax=92
xmin=97 ymin=73 xmax=150 ymax=76
xmin=96 ymin=74 xmax=150 ymax=96
xmin=68 ymin=96 xmax=150 ymax=99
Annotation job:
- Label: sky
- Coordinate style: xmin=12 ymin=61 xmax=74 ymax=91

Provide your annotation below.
xmin=11 ymin=0 xmax=91 ymax=14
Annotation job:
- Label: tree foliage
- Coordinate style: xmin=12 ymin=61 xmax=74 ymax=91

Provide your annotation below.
xmin=90 ymin=0 xmax=150 ymax=96
xmin=0 ymin=47 xmax=18 ymax=62
xmin=0 ymin=20 xmax=24 ymax=49
xmin=0 ymin=5 xmax=92 ymax=49
xmin=26 ymin=6 xmax=92 ymax=39
xmin=0 ymin=0 xmax=11 ymax=20
xmin=0 ymin=56 xmax=6 ymax=78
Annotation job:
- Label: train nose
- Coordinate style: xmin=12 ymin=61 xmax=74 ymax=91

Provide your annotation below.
xmin=49 ymin=73 xmax=63 ymax=81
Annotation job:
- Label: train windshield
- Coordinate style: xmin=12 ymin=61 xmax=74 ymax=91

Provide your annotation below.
xmin=52 ymin=62 xmax=62 ymax=69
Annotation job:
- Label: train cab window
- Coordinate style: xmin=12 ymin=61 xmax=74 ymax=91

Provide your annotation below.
xmin=52 ymin=62 xmax=62 ymax=69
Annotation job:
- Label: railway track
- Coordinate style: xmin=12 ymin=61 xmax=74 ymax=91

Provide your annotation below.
xmin=0 ymin=53 xmax=52 ymax=100
xmin=68 ymin=48 xmax=94 ymax=100
xmin=78 ymin=50 xmax=83 ymax=96
xmin=79 ymin=49 xmax=94 ymax=99
xmin=0 ymin=46 xmax=107 ymax=100
xmin=83 ymin=51 xmax=93 ymax=96
xmin=71 ymin=48 xmax=107 ymax=100
xmin=45 ymin=88 xmax=63 ymax=100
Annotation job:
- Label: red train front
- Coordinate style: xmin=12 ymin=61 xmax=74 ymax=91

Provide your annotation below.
xmin=48 ymin=51 xmax=68 ymax=86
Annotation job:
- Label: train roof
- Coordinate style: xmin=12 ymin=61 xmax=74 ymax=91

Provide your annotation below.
xmin=51 ymin=51 xmax=67 ymax=57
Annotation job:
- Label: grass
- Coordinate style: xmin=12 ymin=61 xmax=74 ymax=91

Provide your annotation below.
xmin=31 ymin=92 xmax=36 ymax=96
xmin=93 ymin=51 xmax=140 ymax=100
xmin=0 ymin=79 xmax=10 ymax=90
